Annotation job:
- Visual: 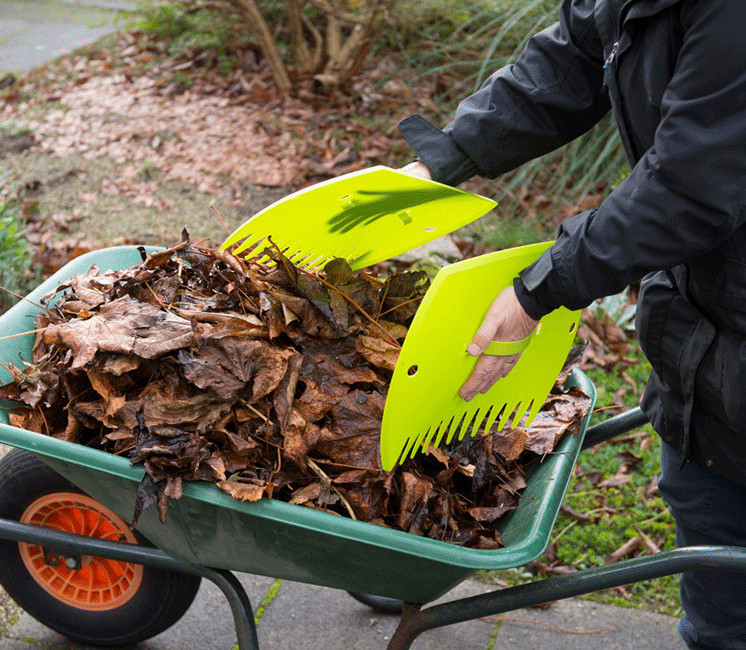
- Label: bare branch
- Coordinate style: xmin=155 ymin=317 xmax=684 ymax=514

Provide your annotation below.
xmin=301 ymin=12 xmax=325 ymax=71
xmin=286 ymin=0 xmax=313 ymax=72
xmin=229 ymin=0 xmax=292 ymax=91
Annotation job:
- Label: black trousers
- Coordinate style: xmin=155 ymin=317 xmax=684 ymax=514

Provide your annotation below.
xmin=659 ymin=440 xmax=746 ymax=649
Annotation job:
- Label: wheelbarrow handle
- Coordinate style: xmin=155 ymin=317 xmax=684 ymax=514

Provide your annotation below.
xmin=389 ymin=545 xmax=746 ymax=649
xmin=581 ymin=406 xmax=649 ymax=450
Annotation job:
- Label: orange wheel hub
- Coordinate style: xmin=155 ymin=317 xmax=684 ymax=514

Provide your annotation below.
xmin=19 ymin=492 xmax=144 ymax=611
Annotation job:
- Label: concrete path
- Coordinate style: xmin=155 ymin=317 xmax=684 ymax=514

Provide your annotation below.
xmin=3 ymin=571 xmax=684 ymax=649
xmin=0 ymin=0 xmax=135 ymax=75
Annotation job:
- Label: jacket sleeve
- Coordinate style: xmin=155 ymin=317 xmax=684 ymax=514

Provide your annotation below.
xmin=517 ymin=0 xmax=746 ymax=320
xmin=398 ymin=0 xmax=609 ymax=186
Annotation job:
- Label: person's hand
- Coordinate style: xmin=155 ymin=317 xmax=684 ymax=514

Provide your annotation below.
xmin=459 ymin=286 xmax=539 ymax=401
xmin=399 ymin=161 xmax=432 ymax=181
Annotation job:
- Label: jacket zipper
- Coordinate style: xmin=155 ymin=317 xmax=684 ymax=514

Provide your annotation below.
xmin=602 ymin=41 xmax=619 ymax=86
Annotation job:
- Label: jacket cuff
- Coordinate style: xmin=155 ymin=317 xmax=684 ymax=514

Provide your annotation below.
xmin=398 ymin=114 xmax=480 ymax=186
xmin=513 ymin=250 xmax=562 ymax=320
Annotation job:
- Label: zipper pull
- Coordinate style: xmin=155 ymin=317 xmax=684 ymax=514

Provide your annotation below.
xmin=602 ymin=41 xmax=619 ymax=88
xmin=603 ymin=41 xmax=619 ymax=70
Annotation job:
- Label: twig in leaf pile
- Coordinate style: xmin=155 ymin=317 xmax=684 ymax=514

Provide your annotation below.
xmin=113 ymin=443 xmax=137 ymax=457
xmin=0 ymin=328 xmax=46 ymax=342
xmin=375 ymin=279 xmax=390 ymax=321
xmin=377 ymin=295 xmax=423 ymax=319
xmin=211 ymin=203 xmax=230 ymax=236
xmin=36 ymin=405 xmax=50 ymax=437
xmin=306 ymin=457 xmax=357 ymax=520
xmin=241 ymin=400 xmax=274 ymax=426
xmin=267 ymin=237 xmax=297 ymax=280
xmin=299 ymin=266 xmax=402 ymax=349
xmin=0 ymin=285 xmax=53 ymax=315
xmin=308 ymin=457 xmax=384 ymax=473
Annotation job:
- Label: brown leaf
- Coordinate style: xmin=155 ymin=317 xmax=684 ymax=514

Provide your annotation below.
xmin=333 ymin=470 xmax=392 ymax=521
xmin=116 ymin=375 xmax=227 ymax=429
xmin=45 ymin=296 xmax=195 ymax=369
xmin=270 ymin=290 xmax=340 ymax=339
xmin=473 ymin=529 xmax=503 ymax=550
xmin=466 ymin=505 xmax=514 ymax=523
xmin=258 ymin=291 xmax=287 ymax=339
xmin=282 ymin=410 xmax=320 ymax=467
xmin=597 ymin=474 xmax=633 ymax=488
xmin=491 ymin=427 xmax=530 ymax=461
xmin=289 ymin=482 xmax=321 ymax=505
xmin=178 ymin=333 xmax=265 ymax=400
xmin=396 ymin=472 xmax=433 ymax=532
xmin=8 ymin=409 xmax=46 ymax=433
xmin=273 ymin=352 xmax=303 ymax=430
xmin=294 ymin=342 xmax=382 ymax=422
xmin=251 ymin=345 xmax=297 ymax=401
xmin=164 ymin=476 xmax=183 ymax=499
xmin=317 ymin=390 xmax=385 ymax=469
xmin=217 ymin=478 xmax=273 ymax=502
xmin=355 ymin=335 xmax=400 ymax=371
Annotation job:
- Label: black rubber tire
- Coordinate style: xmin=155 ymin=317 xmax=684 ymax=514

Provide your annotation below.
xmin=347 ymin=591 xmax=405 ymax=614
xmin=0 ymin=448 xmax=202 ymax=647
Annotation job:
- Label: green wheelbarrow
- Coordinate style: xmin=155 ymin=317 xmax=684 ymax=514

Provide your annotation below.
xmin=1 ymin=246 xmax=745 ymax=649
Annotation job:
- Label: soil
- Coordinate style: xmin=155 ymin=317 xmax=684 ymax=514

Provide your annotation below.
xmin=0 ymin=35 xmax=433 ymax=254
xmin=1 ymin=142 xmax=292 ymax=248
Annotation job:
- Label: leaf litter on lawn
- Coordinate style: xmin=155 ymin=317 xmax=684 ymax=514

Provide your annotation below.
xmin=0 ymin=234 xmax=590 ymax=547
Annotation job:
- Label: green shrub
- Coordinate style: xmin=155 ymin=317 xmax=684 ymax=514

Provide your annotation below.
xmin=0 ymin=192 xmax=31 ymax=313
xmin=133 ymin=1 xmax=256 ymax=61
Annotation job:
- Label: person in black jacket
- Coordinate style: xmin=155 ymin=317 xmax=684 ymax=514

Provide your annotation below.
xmin=398 ymin=0 xmax=746 ymax=647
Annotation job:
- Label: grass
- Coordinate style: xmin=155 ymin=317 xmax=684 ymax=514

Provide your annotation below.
xmin=253 ymin=578 xmax=283 ymax=625
xmin=467 ymin=214 xmax=548 ymax=249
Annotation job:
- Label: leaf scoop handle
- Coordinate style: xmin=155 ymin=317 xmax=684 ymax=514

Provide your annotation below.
xmin=483 ymin=332 xmax=534 ymax=356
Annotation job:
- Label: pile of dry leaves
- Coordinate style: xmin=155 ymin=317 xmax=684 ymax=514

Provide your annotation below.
xmin=0 ymin=237 xmax=590 ymax=548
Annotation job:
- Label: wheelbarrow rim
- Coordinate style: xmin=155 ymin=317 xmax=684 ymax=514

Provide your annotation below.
xmin=19 ymin=491 xmax=144 ymax=611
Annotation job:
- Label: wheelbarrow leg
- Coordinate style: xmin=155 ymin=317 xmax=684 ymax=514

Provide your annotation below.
xmin=189 ymin=566 xmax=260 ymax=650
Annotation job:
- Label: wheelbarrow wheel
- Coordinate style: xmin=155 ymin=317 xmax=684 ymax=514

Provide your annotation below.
xmin=347 ymin=591 xmax=405 ymax=614
xmin=0 ymin=448 xmax=202 ymax=647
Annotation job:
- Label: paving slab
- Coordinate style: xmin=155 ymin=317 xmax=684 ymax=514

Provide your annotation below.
xmin=493 ymin=597 xmax=684 ymax=649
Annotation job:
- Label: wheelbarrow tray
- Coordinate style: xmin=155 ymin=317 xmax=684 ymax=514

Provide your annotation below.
xmin=0 ymin=246 xmax=596 ymax=604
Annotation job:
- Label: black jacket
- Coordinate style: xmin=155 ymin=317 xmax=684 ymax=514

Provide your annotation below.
xmin=399 ymin=0 xmax=746 ymax=484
